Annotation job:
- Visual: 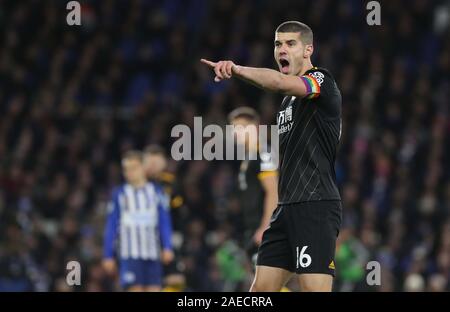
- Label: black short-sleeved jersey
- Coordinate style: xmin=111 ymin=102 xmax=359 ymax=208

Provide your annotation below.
xmin=277 ymin=67 xmax=342 ymax=204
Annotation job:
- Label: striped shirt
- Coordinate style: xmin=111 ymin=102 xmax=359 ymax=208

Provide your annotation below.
xmin=103 ymin=182 xmax=172 ymax=260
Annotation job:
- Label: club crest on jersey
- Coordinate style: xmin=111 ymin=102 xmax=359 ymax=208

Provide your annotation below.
xmin=308 ymin=71 xmax=324 ymax=86
xmin=278 ymin=101 xmax=294 ymax=134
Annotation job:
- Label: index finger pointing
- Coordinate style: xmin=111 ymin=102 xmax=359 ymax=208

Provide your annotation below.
xmin=200 ymin=58 xmax=217 ymax=68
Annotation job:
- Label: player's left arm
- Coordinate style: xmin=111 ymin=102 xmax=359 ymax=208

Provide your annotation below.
xmin=103 ymin=188 xmax=120 ymax=276
xmin=200 ymin=59 xmax=317 ymax=98
xmin=254 ymin=171 xmax=278 ymax=244
xmin=157 ymin=189 xmax=174 ymax=264
xmin=253 ymin=151 xmax=279 ymax=244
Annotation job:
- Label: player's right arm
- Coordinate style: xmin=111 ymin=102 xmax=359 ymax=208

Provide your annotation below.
xmin=103 ymin=188 xmax=120 ymax=275
xmin=200 ymin=59 xmax=319 ymax=98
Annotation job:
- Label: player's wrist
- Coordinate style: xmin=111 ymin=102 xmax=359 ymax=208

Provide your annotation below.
xmin=232 ymin=64 xmax=241 ymax=75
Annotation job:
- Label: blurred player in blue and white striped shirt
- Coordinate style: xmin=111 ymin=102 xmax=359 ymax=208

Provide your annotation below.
xmin=102 ymin=150 xmax=173 ymax=291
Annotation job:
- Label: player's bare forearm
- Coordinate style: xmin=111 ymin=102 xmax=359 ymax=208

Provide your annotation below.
xmin=201 ymin=58 xmax=308 ymax=97
xmin=233 ymin=65 xmax=286 ymax=92
xmin=253 ymin=174 xmax=278 ymax=244
xmin=259 ymin=174 xmax=278 ymax=229
xmin=260 ymin=189 xmax=278 ymax=228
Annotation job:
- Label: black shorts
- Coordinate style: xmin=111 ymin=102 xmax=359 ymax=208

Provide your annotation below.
xmin=256 ymin=200 xmax=342 ymax=276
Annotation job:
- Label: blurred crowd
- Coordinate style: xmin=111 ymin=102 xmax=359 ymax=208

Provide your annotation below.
xmin=0 ymin=0 xmax=449 ymax=291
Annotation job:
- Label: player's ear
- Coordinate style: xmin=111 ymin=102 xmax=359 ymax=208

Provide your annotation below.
xmin=304 ymin=44 xmax=313 ymax=58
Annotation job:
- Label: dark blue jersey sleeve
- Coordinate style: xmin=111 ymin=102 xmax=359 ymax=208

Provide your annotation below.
xmin=103 ymin=187 xmax=121 ymax=258
xmin=156 ymin=186 xmax=173 ymax=250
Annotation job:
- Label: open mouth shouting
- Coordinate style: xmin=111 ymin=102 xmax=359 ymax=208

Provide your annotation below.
xmin=279 ymin=57 xmax=290 ymax=74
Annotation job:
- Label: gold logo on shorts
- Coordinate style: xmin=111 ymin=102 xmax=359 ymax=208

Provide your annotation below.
xmin=328 ymin=261 xmax=335 ymax=270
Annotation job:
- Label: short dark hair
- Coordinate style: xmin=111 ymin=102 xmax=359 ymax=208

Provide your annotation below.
xmin=275 ymin=21 xmax=313 ymax=45
xmin=122 ymin=150 xmax=143 ymax=162
xmin=228 ymin=106 xmax=260 ymax=124
xmin=144 ymin=144 xmax=166 ymax=157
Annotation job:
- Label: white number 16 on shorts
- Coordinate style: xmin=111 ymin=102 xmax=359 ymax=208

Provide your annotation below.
xmin=296 ymin=246 xmax=312 ymax=268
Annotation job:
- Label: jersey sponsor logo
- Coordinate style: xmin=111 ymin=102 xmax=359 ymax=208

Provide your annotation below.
xmin=278 ymin=100 xmax=294 ymax=135
xmin=285 ymin=105 xmax=293 ymax=122
xmin=278 ymin=122 xmax=293 ymax=135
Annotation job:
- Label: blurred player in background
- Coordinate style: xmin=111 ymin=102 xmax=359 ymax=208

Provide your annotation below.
xmin=143 ymin=145 xmax=185 ymax=291
xmin=228 ymin=107 xmax=278 ymax=263
xmin=102 ymin=150 xmax=174 ymax=291
xmin=143 ymin=145 xmax=184 ymax=213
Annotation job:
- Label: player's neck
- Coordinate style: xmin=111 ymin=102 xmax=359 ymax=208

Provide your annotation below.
xmin=130 ymin=180 xmax=147 ymax=188
xmin=298 ymin=59 xmax=314 ymax=76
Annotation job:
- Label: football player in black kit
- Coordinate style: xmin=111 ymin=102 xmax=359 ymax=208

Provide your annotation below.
xmin=201 ymin=21 xmax=342 ymax=292
xmin=228 ymin=107 xmax=278 ymax=264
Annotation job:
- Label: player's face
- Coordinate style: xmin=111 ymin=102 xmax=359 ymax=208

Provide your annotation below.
xmin=274 ymin=32 xmax=306 ymax=75
xmin=122 ymin=158 xmax=146 ymax=185
xmin=144 ymin=154 xmax=167 ymax=178
xmin=232 ymin=117 xmax=258 ymax=148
